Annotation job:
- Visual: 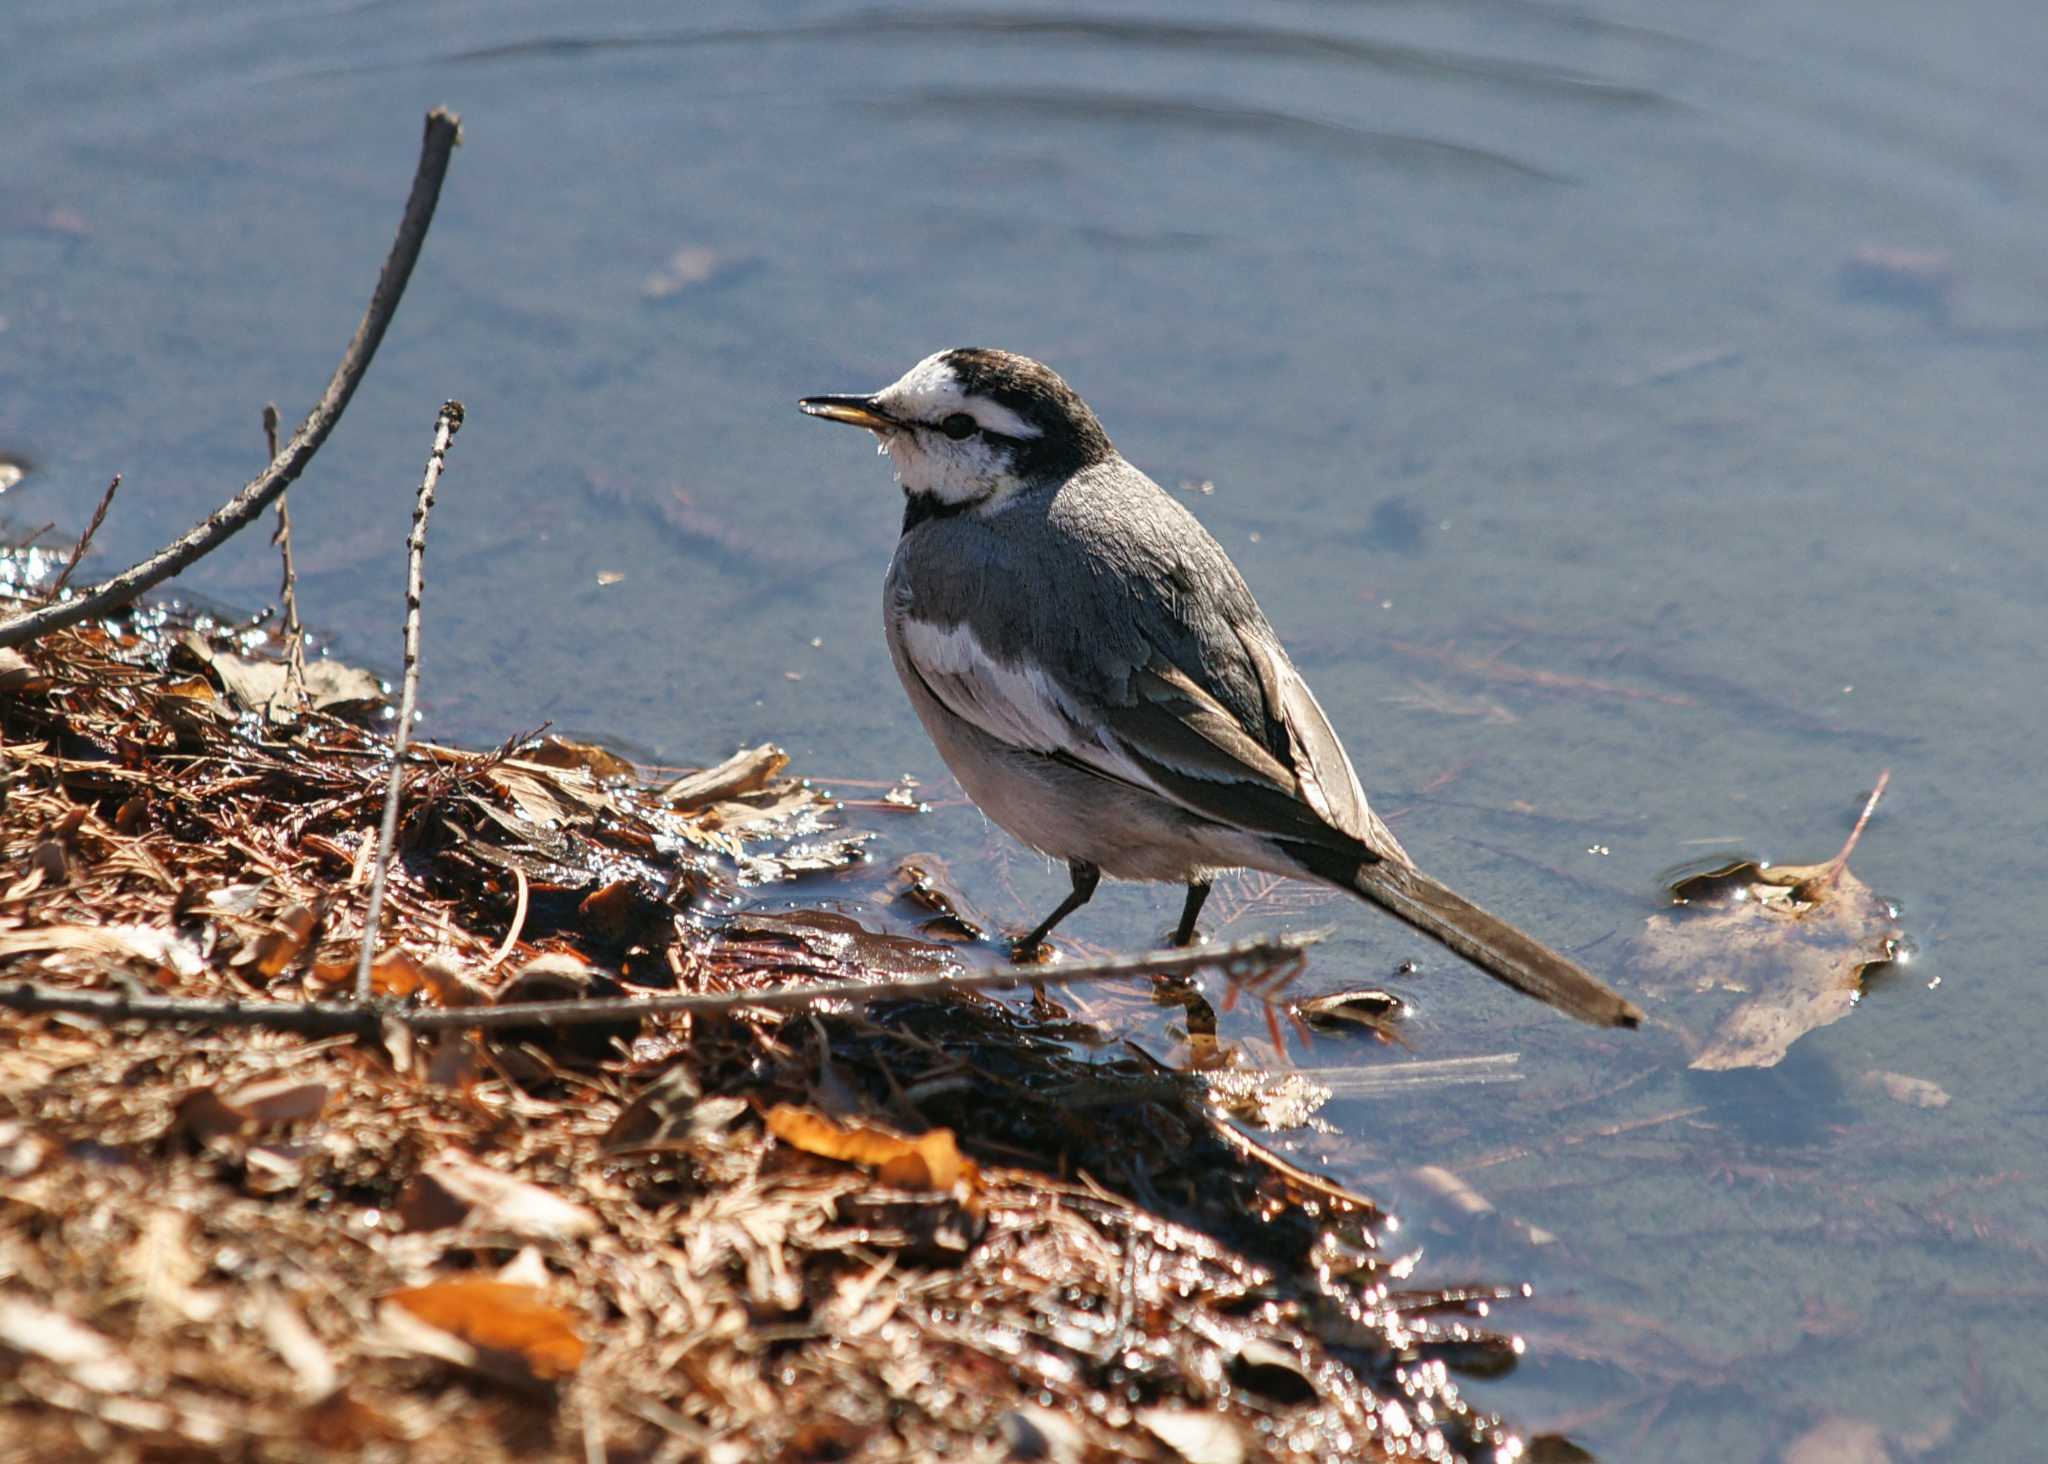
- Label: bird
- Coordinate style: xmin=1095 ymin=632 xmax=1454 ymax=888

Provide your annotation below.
xmin=799 ymin=348 xmax=1641 ymax=1028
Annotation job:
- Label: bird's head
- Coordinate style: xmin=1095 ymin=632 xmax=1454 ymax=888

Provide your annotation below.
xmin=800 ymin=348 xmax=1114 ymax=512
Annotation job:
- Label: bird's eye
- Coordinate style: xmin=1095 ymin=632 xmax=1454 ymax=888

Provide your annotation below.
xmin=938 ymin=413 xmax=978 ymax=440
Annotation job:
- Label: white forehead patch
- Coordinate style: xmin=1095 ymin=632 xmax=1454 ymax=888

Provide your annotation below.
xmin=875 ymin=352 xmax=1041 ymax=440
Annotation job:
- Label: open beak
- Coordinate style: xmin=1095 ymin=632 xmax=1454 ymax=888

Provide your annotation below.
xmin=798 ymin=394 xmax=899 ymax=431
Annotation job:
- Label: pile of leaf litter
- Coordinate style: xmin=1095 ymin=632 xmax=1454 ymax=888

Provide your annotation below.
xmin=0 ymin=549 xmax=1535 ymax=1461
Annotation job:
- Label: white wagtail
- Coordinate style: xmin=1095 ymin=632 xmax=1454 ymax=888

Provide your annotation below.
xmin=800 ymin=349 xmax=1641 ymax=1028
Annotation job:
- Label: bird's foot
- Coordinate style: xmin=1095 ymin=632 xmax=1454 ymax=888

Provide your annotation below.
xmin=1007 ymin=935 xmax=1056 ymax=965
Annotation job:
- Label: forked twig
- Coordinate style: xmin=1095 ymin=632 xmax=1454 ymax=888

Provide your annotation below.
xmin=354 ymin=401 xmax=465 ymax=1002
xmin=0 ymin=108 xmax=463 ymax=650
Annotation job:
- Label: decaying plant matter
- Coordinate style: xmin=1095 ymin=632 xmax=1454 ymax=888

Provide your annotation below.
xmin=1 ymin=545 xmax=1532 ymax=1461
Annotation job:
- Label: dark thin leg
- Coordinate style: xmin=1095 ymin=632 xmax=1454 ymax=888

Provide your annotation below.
xmin=1015 ymin=861 xmax=1101 ymax=954
xmin=1172 ymin=880 xmax=1212 ymax=947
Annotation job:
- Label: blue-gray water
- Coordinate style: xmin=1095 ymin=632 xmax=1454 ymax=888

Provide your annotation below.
xmin=6 ymin=2 xmax=2044 ymax=1456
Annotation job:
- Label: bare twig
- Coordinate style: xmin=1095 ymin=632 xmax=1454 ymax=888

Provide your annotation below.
xmin=47 ymin=475 xmax=122 ymax=600
xmin=0 ymin=930 xmax=1323 ymax=1038
xmin=355 ymin=401 xmax=465 ymax=1001
xmin=1821 ymin=767 xmax=1890 ymax=889
xmin=265 ymin=402 xmax=309 ymax=712
xmin=483 ymin=867 xmax=529 ymax=973
xmin=0 ymin=108 xmax=463 ymax=650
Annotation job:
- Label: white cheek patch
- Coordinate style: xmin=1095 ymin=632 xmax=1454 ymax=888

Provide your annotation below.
xmin=878 ymin=352 xmax=1042 ymax=441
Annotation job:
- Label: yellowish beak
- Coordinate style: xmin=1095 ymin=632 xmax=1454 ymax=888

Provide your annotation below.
xmin=798 ymin=395 xmax=899 ymax=431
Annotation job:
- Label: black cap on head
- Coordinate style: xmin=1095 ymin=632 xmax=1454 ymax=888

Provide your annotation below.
xmin=941 ymin=348 xmax=1115 ymax=480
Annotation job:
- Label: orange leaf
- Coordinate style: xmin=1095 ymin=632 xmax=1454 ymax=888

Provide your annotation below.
xmin=385 ymin=1279 xmax=584 ymax=1382
xmin=764 ymin=1104 xmax=975 ymax=1193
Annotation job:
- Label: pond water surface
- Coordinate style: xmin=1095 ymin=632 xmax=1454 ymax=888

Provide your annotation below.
xmin=7 ymin=2 xmax=2045 ymax=1457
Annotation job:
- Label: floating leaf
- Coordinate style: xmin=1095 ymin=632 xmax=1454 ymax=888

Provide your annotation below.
xmin=1636 ymin=773 xmax=1905 ymax=1070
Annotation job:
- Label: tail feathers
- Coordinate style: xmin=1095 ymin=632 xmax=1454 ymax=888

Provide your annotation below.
xmin=1303 ymin=850 xmax=1641 ymax=1028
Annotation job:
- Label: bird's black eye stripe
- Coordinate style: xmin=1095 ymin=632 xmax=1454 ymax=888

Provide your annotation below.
xmin=938 ymin=412 xmax=978 ymax=440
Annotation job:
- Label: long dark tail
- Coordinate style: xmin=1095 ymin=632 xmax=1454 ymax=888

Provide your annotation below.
xmin=1297 ymin=849 xmax=1641 ymax=1028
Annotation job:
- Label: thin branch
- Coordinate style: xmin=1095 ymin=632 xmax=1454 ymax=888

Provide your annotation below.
xmin=1821 ymin=767 xmax=1890 ymax=889
xmin=356 ymin=400 xmax=465 ymax=1001
xmin=0 ymin=931 xmax=1323 ymax=1038
xmin=47 ymin=475 xmax=122 ymax=600
xmin=0 ymin=108 xmax=463 ymax=650
xmin=265 ymin=402 xmax=310 ymax=712
xmin=483 ymin=868 xmax=529 ymax=973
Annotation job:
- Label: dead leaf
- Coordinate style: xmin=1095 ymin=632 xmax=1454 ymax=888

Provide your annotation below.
xmin=184 ymin=634 xmax=384 ymax=718
xmin=487 ymin=760 xmax=616 ymax=825
xmin=300 ymin=1389 xmax=402 ymax=1449
xmin=520 ymin=734 xmax=636 ymax=782
xmin=0 ymin=922 xmax=206 ymax=978
xmin=233 ymin=902 xmax=320 ymax=979
xmin=1635 ymin=773 xmax=1905 ymax=1070
xmin=382 ymin=1279 xmax=585 ymax=1386
xmin=1859 ymin=1070 xmax=1950 ymax=1109
xmin=1294 ymin=988 xmax=1406 ymax=1034
xmin=662 ymin=742 xmax=788 ymax=809
xmin=0 ymin=647 xmax=46 ymax=692
xmin=765 ymin=1103 xmax=978 ymax=1196
xmin=399 ymin=1149 xmax=599 ymax=1241
xmin=177 ymin=1078 xmax=329 ymax=1142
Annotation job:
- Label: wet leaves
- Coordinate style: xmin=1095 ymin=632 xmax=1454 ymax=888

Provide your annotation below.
xmin=1636 ymin=773 xmax=1907 ymax=1070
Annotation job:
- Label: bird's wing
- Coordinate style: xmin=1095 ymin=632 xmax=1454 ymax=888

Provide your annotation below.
xmin=894 ymin=613 xmax=1385 ymax=860
xmin=1230 ymin=623 xmax=1412 ymax=866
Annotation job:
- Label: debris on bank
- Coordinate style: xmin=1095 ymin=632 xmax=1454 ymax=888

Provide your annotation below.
xmin=1 ymin=548 xmax=1530 ymax=1460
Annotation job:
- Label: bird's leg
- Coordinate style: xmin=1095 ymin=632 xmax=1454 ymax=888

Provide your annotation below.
xmin=1014 ymin=860 xmax=1101 ymax=957
xmin=1172 ymin=880 xmax=1213 ymax=947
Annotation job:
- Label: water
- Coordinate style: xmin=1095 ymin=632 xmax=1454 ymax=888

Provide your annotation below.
xmin=7 ymin=2 xmax=2045 ymax=1455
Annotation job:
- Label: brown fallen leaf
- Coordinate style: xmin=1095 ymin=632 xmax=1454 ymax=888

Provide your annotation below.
xmin=234 ymin=901 xmax=321 ymax=980
xmin=1294 ymin=988 xmax=1406 ymax=1039
xmin=519 ymin=734 xmax=636 ymax=782
xmin=661 ymin=742 xmax=788 ymax=810
xmin=0 ymin=647 xmax=46 ymax=692
xmin=1636 ymin=772 xmax=1905 ymax=1070
xmin=177 ymin=1077 xmax=330 ymax=1143
xmin=0 ymin=921 xmax=207 ymax=978
xmin=399 ymin=1148 xmax=599 ymax=1241
xmin=382 ymin=1279 xmax=584 ymax=1387
xmin=764 ymin=1103 xmax=979 ymax=1197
